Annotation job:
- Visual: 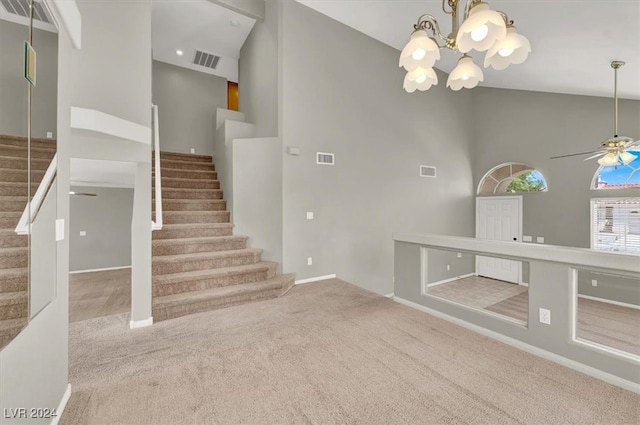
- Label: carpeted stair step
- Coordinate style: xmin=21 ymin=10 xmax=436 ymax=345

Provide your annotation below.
xmin=0 ymin=196 xmax=28 ymax=212
xmin=153 ymin=248 xmax=262 ymax=275
xmin=163 ymin=211 xmax=230 ymax=225
xmin=158 ymin=188 xmax=223 ymax=200
xmin=0 ymin=317 xmax=27 ymax=349
xmin=0 ymin=156 xmax=51 ymax=171
xmin=156 ymin=151 xmax=212 ymax=163
xmin=0 ymin=247 xmax=28 ymax=268
xmin=154 ymin=199 xmax=227 ymax=212
xmin=0 ymin=168 xmax=45 ymax=183
xmin=0 ymin=135 xmax=57 ymax=150
xmin=152 ymin=223 xmax=234 ymax=240
xmin=0 ymin=212 xmax=21 ymax=228
xmin=152 ymin=273 xmax=295 ymax=322
xmin=153 ymin=169 xmax=217 ymax=180
xmin=0 ymin=182 xmax=40 ymax=197
xmin=0 ymin=291 xmax=28 ymax=320
xmin=152 ymin=235 xmax=248 ymax=256
xmin=0 ymin=229 xmax=27 ymax=248
xmin=0 ymin=145 xmax=56 ymax=160
xmin=156 ymin=158 xmax=215 ymax=172
xmin=153 ymin=177 xmax=220 ymax=190
xmin=152 ymin=261 xmax=278 ymax=297
xmin=0 ymin=268 xmax=28 ymax=293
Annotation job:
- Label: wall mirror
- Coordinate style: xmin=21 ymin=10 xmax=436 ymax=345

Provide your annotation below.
xmin=0 ymin=0 xmax=58 ymax=351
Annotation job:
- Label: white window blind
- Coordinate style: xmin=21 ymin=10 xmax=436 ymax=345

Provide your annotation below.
xmin=591 ymin=198 xmax=640 ymax=253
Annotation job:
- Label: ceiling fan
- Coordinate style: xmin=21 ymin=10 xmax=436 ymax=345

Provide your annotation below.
xmin=550 ymin=60 xmax=638 ymax=166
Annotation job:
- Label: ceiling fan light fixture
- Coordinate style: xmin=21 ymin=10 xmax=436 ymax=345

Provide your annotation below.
xmin=399 ymin=0 xmax=528 ymax=92
xmin=456 ymin=2 xmax=506 ymax=53
xmin=597 ymin=153 xmax=620 ymax=167
xmin=619 ymin=151 xmax=637 ymax=166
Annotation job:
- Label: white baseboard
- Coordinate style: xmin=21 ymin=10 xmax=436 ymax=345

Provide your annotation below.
xmin=578 ymin=294 xmax=640 ymax=310
xmin=69 ymin=265 xmax=131 ymax=274
xmin=129 ymin=316 xmax=153 ymax=329
xmin=50 ymin=383 xmax=71 ymax=425
xmin=393 ymin=296 xmax=640 ymax=394
xmin=384 ymin=293 xmax=394 ymax=298
xmin=427 ymin=273 xmax=475 ymax=288
xmin=295 ymin=274 xmax=337 ymax=285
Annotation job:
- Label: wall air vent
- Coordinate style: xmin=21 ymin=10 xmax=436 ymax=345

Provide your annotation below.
xmin=420 ymin=165 xmax=436 ymax=178
xmin=0 ymin=0 xmax=52 ymax=24
xmin=192 ymin=49 xmax=220 ymax=69
xmin=316 ymin=152 xmax=335 ymax=166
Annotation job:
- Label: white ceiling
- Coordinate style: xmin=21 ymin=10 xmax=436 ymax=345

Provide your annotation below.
xmin=297 ymin=0 xmax=640 ymax=100
xmin=152 ymin=0 xmax=256 ymax=82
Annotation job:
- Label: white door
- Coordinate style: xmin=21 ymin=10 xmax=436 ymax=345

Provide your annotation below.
xmin=476 ymin=197 xmax=522 ymax=284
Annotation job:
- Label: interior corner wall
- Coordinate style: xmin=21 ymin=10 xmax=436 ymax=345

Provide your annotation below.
xmin=0 ymin=17 xmax=72 ymax=421
xmin=238 ymin=0 xmax=280 ymax=137
xmin=279 ymin=1 xmax=475 ymax=295
xmin=0 ymin=20 xmax=58 ymax=138
xmin=69 ymin=186 xmax=134 ymax=272
xmin=152 ymin=60 xmax=228 ymax=156
xmin=471 ymin=88 xmax=640 ymax=248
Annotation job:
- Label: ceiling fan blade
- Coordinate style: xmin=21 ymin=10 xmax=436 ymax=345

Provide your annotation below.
xmin=623 ymin=139 xmax=639 ymax=149
xmin=549 ymin=151 xmax=599 ymax=160
xmin=583 ymin=151 xmax=608 ymax=160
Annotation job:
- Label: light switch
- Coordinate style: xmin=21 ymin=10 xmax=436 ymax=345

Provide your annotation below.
xmin=286 ymin=146 xmax=301 ymax=156
xmin=306 ymin=212 xmax=314 ymax=220
xmin=80 ymin=231 xmax=87 ymax=236
xmin=46 ymin=131 xmax=53 ymax=138
xmin=55 ymin=219 xmax=64 ymax=241
xmin=190 ymin=148 xmax=195 ymax=154
xmin=536 ymin=237 xmax=545 ymax=244
xmin=307 ymin=257 xmax=313 ymax=266
xmin=523 ymin=235 xmax=532 ymax=242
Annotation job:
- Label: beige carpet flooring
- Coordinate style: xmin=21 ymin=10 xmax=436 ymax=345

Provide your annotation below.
xmin=61 ymin=279 xmax=639 ymax=425
xmin=487 ymin=292 xmax=640 ymax=356
xmin=69 ymin=269 xmax=131 ymax=323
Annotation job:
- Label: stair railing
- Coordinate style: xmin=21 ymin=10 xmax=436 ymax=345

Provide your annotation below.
xmin=152 ymin=104 xmax=163 ymax=231
xmin=15 ymin=154 xmax=57 ymax=235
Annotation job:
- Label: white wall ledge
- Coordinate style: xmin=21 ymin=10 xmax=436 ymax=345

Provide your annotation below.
xmin=70 ymin=106 xmax=151 ymax=145
xmin=393 ymin=233 xmax=640 ymax=274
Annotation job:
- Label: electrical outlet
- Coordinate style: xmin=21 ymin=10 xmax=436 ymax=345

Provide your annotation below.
xmin=592 ymin=279 xmax=598 ymax=287
xmin=307 ymin=257 xmax=313 ymax=266
xmin=446 ymin=264 xmax=450 ymax=271
xmin=457 ymin=252 xmax=462 ymax=258
xmin=46 ymin=131 xmax=53 ymax=138
xmin=539 ymin=308 xmax=551 ymax=325
xmin=190 ymin=148 xmax=195 ymax=154
xmin=80 ymin=231 xmax=86 ymax=236
xmin=523 ymin=235 xmax=532 ymax=242
xmin=306 ymin=212 xmax=314 ymax=220
xmin=536 ymin=237 xmax=545 ymax=244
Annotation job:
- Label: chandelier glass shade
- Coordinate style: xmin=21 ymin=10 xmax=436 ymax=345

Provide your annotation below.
xmin=399 ymin=0 xmax=531 ymax=92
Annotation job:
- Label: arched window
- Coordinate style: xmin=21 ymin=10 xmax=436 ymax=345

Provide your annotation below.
xmin=591 ymin=150 xmax=640 ymax=190
xmin=477 ymin=163 xmax=548 ymax=195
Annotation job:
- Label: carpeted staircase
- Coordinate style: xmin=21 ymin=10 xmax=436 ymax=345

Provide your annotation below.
xmin=152 ymin=151 xmax=294 ymax=322
xmin=0 ymin=135 xmax=56 ymax=349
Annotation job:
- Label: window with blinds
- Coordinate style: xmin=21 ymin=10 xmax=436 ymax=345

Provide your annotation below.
xmin=591 ymin=198 xmax=640 ymax=253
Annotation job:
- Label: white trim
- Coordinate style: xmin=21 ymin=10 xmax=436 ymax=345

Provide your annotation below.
xmin=295 ymin=274 xmax=337 ymax=285
xmin=384 ymin=293 xmax=395 ymax=298
xmin=393 ymin=296 xmax=640 ymax=394
xmin=15 ymin=154 xmax=57 ymax=235
xmin=70 ymin=107 xmax=151 ymax=145
xmin=578 ymin=294 xmax=640 ymax=310
xmin=426 ymin=273 xmax=476 ymax=288
xmin=129 ymin=317 xmax=153 ymax=330
xmin=44 ymin=0 xmax=81 ymax=49
xmin=69 ymin=265 xmax=131 ymax=275
xmin=152 ymin=105 xmax=163 ymax=231
xmin=50 ymin=383 xmax=71 ymax=425
xmin=69 ymin=180 xmax=134 ymax=189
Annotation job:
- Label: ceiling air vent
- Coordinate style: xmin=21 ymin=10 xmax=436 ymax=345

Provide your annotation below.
xmin=316 ymin=152 xmax=335 ymax=166
xmin=192 ymin=49 xmax=220 ymax=70
xmin=420 ymin=165 xmax=436 ymax=178
xmin=1 ymin=0 xmax=52 ymax=24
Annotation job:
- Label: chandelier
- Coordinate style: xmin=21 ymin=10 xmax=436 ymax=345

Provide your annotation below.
xmin=399 ymin=0 xmax=531 ymax=92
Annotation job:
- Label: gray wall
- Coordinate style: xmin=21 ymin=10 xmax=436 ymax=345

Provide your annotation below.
xmin=69 ymin=186 xmax=133 ymax=272
xmin=472 ymin=88 xmax=640 ymax=248
xmin=238 ymin=0 xmax=280 ymax=138
xmin=0 ymin=20 xmax=58 ymax=138
xmin=152 ymin=60 xmax=228 ymax=156
xmin=426 ymin=248 xmax=476 ymax=285
xmin=279 ymin=1 xmax=475 ymax=294
xmin=231 ymin=137 xmax=283 ymax=268
xmin=577 ymin=270 xmax=640 ymax=306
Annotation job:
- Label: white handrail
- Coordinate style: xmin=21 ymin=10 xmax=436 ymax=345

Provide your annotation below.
xmin=151 ymin=104 xmax=163 ymax=231
xmin=15 ymin=154 xmax=57 ymax=235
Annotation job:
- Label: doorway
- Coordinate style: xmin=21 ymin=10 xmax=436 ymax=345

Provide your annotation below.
xmin=475 ymin=196 xmax=522 ymax=284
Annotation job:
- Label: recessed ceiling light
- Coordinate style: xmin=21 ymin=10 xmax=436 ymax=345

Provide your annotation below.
xmin=230 ymin=20 xmax=240 ymax=27
xmin=176 ymin=49 xmax=184 ymax=56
